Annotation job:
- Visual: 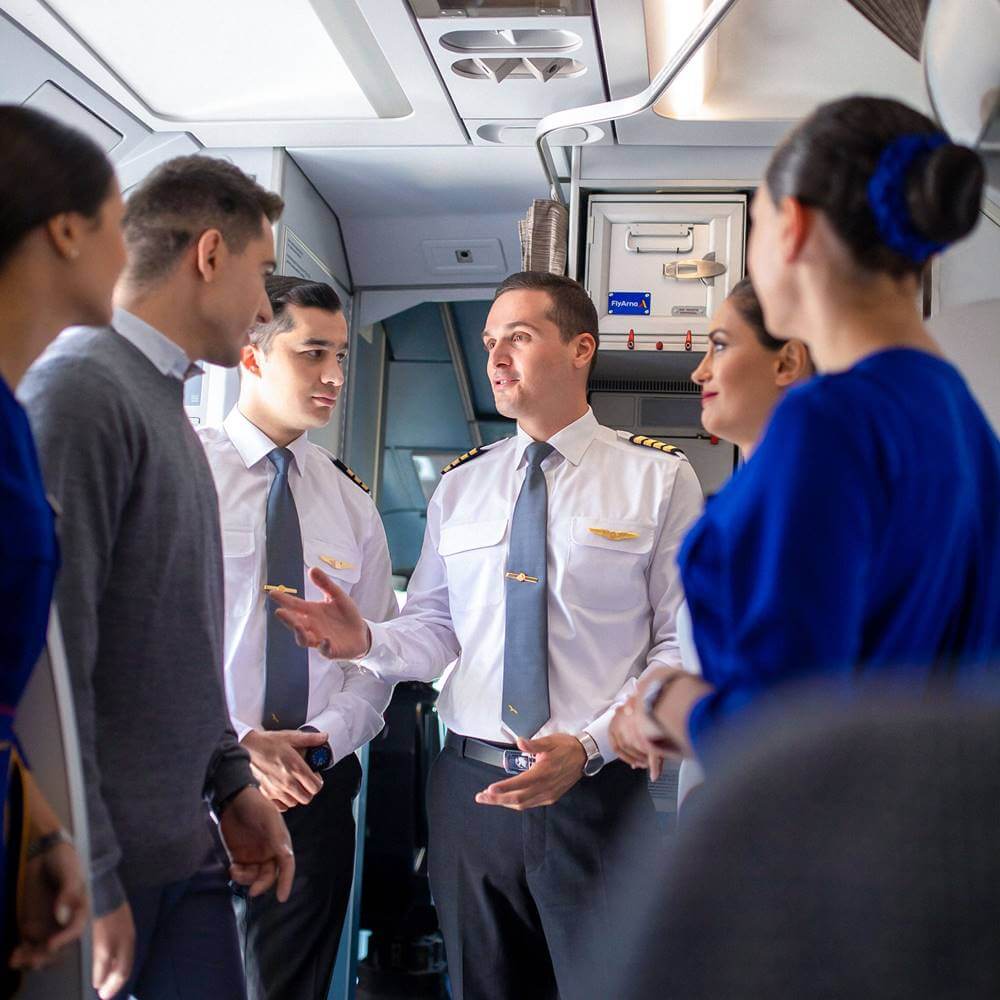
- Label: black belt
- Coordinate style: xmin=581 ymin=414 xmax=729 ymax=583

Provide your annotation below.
xmin=445 ymin=732 xmax=536 ymax=775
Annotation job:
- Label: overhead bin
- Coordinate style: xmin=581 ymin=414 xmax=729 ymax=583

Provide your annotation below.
xmin=584 ymin=194 xmax=746 ymax=354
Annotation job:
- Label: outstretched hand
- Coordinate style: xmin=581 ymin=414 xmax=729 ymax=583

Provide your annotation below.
xmin=474 ymin=734 xmax=586 ymax=811
xmin=269 ymin=567 xmax=370 ymax=660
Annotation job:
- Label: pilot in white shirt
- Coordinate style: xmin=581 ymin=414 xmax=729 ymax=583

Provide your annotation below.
xmin=271 ymin=272 xmax=704 ymax=1000
xmin=362 ymin=408 xmax=700 ymax=761
xmin=199 ymin=276 xmax=395 ymax=1000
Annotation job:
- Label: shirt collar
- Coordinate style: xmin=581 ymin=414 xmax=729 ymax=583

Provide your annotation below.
xmin=223 ymin=405 xmax=309 ymax=475
xmin=513 ymin=407 xmax=599 ymax=468
xmin=112 ymin=307 xmax=200 ymax=382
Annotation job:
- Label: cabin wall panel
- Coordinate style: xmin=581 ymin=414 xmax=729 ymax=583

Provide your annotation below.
xmin=290 ymin=146 xmax=550 ymax=287
xmin=929 ymin=210 xmax=1000 ymax=431
xmin=0 ymin=11 xmax=152 ymax=161
xmin=278 ymin=154 xmax=353 ymax=292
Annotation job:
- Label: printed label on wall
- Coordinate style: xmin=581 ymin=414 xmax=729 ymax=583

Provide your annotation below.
xmin=608 ymin=291 xmax=651 ymax=315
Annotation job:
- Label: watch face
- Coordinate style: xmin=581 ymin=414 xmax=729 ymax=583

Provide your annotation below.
xmin=583 ymin=754 xmax=605 ymax=777
xmin=306 ymin=744 xmax=333 ymax=772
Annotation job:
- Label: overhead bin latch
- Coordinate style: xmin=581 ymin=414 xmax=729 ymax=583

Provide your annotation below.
xmin=662 ymin=251 xmax=727 ymax=287
xmin=624 ymin=224 xmax=694 ymax=255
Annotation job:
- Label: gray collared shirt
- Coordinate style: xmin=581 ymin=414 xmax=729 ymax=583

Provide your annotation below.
xmin=111 ymin=306 xmax=202 ymax=382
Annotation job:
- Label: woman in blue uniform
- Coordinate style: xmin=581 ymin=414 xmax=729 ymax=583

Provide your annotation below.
xmin=617 ymin=96 xmax=999 ymax=763
xmin=0 ymin=105 xmax=126 ymax=978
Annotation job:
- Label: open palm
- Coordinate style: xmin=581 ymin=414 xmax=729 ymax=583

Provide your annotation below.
xmin=269 ymin=566 xmax=370 ymax=659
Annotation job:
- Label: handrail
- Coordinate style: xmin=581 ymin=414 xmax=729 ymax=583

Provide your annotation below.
xmin=534 ymin=0 xmax=742 ymax=203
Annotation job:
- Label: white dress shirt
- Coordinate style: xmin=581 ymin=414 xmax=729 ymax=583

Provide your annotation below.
xmin=361 ymin=407 xmax=704 ymax=762
xmin=199 ymin=407 xmax=397 ymax=763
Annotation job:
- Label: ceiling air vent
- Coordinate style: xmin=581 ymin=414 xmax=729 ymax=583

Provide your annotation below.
xmin=452 ymin=57 xmax=586 ymax=82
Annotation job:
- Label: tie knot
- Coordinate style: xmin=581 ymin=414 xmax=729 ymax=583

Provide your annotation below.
xmin=267 ymin=447 xmax=294 ymax=476
xmin=525 ymin=441 xmax=554 ymax=470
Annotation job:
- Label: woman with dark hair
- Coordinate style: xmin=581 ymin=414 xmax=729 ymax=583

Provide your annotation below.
xmin=691 ymin=276 xmax=812 ymax=460
xmin=0 ymin=105 xmax=126 ymax=979
xmin=615 ymin=96 xmax=1000 ymax=769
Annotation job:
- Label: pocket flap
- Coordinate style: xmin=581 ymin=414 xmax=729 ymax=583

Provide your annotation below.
xmin=570 ymin=517 xmax=655 ymax=555
xmin=438 ymin=518 xmax=508 ymax=557
xmin=223 ymin=526 xmax=256 ymax=558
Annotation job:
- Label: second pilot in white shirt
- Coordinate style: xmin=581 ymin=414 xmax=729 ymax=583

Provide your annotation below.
xmin=199 ymin=276 xmax=396 ymax=1000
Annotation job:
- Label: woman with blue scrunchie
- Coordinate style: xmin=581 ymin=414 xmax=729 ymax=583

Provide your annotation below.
xmin=0 ymin=105 xmax=126 ymax=987
xmin=611 ymin=95 xmax=1000 ymax=767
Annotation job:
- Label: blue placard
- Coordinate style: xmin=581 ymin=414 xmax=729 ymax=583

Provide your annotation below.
xmin=608 ymin=291 xmax=651 ymax=316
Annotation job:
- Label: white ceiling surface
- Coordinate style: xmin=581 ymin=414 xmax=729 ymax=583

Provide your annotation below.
xmin=291 ymin=145 xmax=558 ymax=287
xmin=1 ymin=0 xmax=467 ymax=146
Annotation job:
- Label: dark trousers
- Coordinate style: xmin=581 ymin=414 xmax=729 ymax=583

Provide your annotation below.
xmin=235 ymin=754 xmax=362 ymax=1000
xmin=109 ymin=854 xmax=244 ymax=1000
xmin=427 ymin=744 xmax=659 ymax=1000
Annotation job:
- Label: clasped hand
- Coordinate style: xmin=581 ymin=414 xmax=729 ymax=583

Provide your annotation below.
xmin=243 ymin=729 xmax=329 ymax=811
xmin=609 ymin=666 xmax=707 ymax=772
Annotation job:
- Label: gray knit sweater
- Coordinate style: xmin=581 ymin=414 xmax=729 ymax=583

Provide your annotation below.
xmin=20 ymin=327 xmax=253 ymax=916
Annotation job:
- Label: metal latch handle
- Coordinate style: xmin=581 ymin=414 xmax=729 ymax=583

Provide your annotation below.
xmin=624 ymin=224 xmax=694 ymax=254
xmin=662 ymin=251 xmax=727 ymax=287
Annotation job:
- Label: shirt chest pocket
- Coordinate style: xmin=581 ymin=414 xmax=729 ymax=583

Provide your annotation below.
xmin=438 ymin=518 xmax=508 ymax=611
xmin=304 ymin=537 xmax=363 ymax=599
xmin=222 ymin=526 xmax=261 ymax=620
xmin=565 ymin=516 xmax=655 ymax=612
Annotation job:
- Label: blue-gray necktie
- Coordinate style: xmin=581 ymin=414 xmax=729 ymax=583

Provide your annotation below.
xmin=502 ymin=441 xmax=554 ymax=738
xmin=263 ymin=447 xmax=308 ymax=730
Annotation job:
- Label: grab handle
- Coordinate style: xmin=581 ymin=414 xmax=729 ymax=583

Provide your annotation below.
xmin=625 ymin=224 xmax=694 ymax=254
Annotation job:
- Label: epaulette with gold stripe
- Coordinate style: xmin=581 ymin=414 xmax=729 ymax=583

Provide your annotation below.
xmin=331 ymin=457 xmax=370 ymax=494
xmin=441 ymin=447 xmax=487 ymax=475
xmin=626 ymin=433 xmax=685 ymax=457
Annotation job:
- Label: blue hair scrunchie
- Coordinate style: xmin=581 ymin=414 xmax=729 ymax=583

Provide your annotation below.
xmin=867 ymin=132 xmax=949 ymax=265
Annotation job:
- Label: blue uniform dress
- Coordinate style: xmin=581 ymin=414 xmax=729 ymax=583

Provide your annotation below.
xmin=0 ymin=374 xmax=59 ymax=950
xmin=679 ymin=348 xmax=1000 ymax=755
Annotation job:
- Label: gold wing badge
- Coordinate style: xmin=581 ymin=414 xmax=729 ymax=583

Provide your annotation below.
xmin=320 ymin=555 xmax=355 ymax=571
xmin=588 ymin=528 xmax=640 ymax=542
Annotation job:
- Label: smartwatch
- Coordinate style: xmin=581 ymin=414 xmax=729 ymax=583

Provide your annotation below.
xmin=300 ymin=725 xmax=334 ymax=772
xmin=576 ymin=731 xmax=605 ymax=777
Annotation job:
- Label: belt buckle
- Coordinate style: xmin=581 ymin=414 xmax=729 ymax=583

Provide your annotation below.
xmin=502 ymin=749 xmax=535 ymax=774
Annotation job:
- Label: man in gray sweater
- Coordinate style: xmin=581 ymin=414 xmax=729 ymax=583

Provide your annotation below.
xmin=20 ymin=156 xmax=294 ymax=1000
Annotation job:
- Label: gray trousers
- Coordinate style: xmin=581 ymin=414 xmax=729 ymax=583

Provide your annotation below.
xmin=427 ymin=744 xmax=659 ymax=1000
xmin=235 ymin=755 xmax=362 ymax=1000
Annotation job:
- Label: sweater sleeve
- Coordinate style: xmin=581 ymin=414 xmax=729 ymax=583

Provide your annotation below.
xmin=19 ymin=356 xmax=136 ymax=916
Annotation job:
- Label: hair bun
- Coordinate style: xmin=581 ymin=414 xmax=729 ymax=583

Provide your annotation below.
xmin=907 ymin=143 xmax=985 ymax=244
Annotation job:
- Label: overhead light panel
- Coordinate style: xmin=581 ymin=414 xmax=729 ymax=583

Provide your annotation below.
xmin=43 ymin=0 xmax=411 ymax=121
xmin=643 ymin=0 xmax=717 ymax=119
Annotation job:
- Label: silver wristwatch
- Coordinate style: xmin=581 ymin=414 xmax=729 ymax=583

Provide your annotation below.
xmin=576 ymin=730 xmax=605 ymax=777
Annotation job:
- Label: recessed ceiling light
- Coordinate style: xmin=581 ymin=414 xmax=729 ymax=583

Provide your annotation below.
xmin=43 ymin=0 xmax=411 ymax=122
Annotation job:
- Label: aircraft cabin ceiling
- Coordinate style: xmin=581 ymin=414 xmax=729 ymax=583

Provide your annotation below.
xmin=1 ymin=0 xmax=948 ymax=289
xmin=3 ymin=0 xmax=928 ymax=149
